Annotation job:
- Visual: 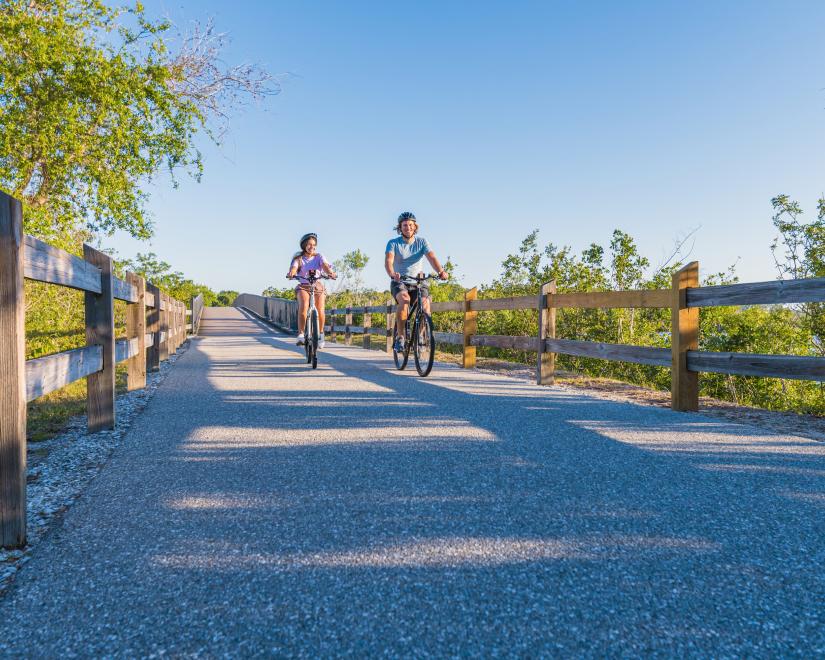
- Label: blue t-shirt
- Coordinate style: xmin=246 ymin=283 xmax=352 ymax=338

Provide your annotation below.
xmin=386 ymin=235 xmax=432 ymax=277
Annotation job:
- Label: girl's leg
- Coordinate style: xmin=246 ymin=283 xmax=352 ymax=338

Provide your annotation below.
xmin=315 ymin=291 xmax=326 ymax=331
xmin=296 ymin=288 xmax=309 ymax=333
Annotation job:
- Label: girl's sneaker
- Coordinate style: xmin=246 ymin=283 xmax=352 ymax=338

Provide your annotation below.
xmin=318 ymin=333 xmax=326 ymax=349
xmin=296 ymin=333 xmax=305 ymax=346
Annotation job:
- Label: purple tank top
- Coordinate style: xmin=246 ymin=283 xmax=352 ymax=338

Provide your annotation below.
xmin=293 ymin=253 xmax=329 ymax=285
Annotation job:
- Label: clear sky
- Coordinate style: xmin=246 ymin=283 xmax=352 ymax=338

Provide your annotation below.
xmin=109 ymin=0 xmax=825 ymax=294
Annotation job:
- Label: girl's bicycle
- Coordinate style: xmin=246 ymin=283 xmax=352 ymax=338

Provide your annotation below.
xmin=289 ymin=270 xmax=333 ymax=369
xmin=393 ymin=273 xmax=440 ymax=377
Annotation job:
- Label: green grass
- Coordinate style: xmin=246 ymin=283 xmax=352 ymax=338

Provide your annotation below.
xmin=27 ymin=366 xmax=129 ymax=442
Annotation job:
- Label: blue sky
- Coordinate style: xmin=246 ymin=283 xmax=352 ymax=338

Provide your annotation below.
xmin=109 ymin=0 xmax=825 ymax=294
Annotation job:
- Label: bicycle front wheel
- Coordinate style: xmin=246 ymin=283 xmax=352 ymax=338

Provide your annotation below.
xmin=393 ymin=325 xmax=409 ymax=370
xmin=310 ymin=310 xmax=319 ymax=369
xmin=413 ymin=313 xmax=435 ymax=377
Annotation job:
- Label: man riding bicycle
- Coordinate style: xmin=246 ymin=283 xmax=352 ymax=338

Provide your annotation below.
xmin=286 ymin=232 xmax=337 ymax=348
xmin=385 ymin=211 xmax=448 ymax=352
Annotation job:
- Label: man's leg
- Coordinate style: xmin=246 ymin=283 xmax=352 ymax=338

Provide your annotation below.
xmin=395 ymin=290 xmax=410 ymax=342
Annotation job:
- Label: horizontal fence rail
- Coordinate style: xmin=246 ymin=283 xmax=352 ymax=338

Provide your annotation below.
xmin=1 ymin=190 xmax=192 ymax=548
xmin=276 ymin=259 xmax=825 ymax=412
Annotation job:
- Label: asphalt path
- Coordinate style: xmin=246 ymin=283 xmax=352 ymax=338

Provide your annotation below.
xmin=1 ymin=306 xmax=823 ymax=657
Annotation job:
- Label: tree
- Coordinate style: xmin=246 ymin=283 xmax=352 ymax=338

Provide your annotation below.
xmin=215 ymin=290 xmax=238 ymax=307
xmin=770 ymin=194 xmax=825 ymax=355
xmin=333 ymin=249 xmax=370 ymax=305
xmin=115 ymin=251 xmax=216 ymax=304
xmin=0 ymin=0 xmax=276 ymax=245
xmin=262 ymin=286 xmax=296 ymax=300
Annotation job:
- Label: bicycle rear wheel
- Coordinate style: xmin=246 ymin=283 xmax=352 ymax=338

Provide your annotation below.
xmin=310 ymin=310 xmax=319 ymax=369
xmin=413 ymin=313 xmax=435 ymax=376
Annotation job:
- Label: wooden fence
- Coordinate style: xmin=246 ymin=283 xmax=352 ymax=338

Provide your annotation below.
xmin=1 ymin=191 xmax=189 ymax=548
xmin=191 ymin=293 xmax=205 ymax=335
xmin=235 ymin=293 xmax=299 ymax=332
xmin=318 ymin=261 xmax=825 ymax=410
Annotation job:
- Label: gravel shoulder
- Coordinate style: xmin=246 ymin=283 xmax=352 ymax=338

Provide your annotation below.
xmin=0 ymin=342 xmax=190 ymax=592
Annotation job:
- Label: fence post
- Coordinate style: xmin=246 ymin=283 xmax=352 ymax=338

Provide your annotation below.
xmin=329 ymin=309 xmax=336 ymax=343
xmin=386 ymin=301 xmax=394 ymax=353
xmin=345 ymin=307 xmax=352 ymax=345
xmin=159 ymin=292 xmax=169 ymax=362
xmin=0 ymin=192 xmax=26 ymax=548
xmin=146 ymin=283 xmax=161 ymax=372
xmin=363 ymin=311 xmax=372 ymax=350
xmin=84 ymin=244 xmax=116 ymax=433
xmin=170 ymin=300 xmax=179 ymax=355
xmin=462 ymin=287 xmax=478 ymax=368
xmin=126 ymin=273 xmax=146 ymax=391
xmin=671 ymin=261 xmax=699 ymax=411
xmin=169 ymin=300 xmax=177 ymax=354
xmin=537 ymin=280 xmax=556 ymax=385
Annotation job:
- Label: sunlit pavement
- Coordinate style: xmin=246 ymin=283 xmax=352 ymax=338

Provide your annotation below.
xmin=1 ymin=306 xmax=823 ymax=656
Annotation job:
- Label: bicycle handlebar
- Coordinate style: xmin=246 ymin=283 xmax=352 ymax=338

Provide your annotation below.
xmin=287 ymin=272 xmax=336 ymax=281
xmin=398 ymin=273 xmax=446 ymax=284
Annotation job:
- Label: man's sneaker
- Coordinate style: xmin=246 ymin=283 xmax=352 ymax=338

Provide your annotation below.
xmin=318 ymin=334 xmax=326 ymax=349
xmin=393 ymin=335 xmax=405 ymax=352
xmin=296 ymin=333 xmax=305 ymax=346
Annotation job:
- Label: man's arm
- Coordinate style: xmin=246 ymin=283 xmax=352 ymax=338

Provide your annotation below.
xmin=426 ymin=251 xmax=448 ymax=280
xmin=385 ymin=252 xmax=400 ymax=281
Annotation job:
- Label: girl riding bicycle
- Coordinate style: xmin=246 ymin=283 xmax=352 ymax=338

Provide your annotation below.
xmin=286 ymin=233 xmax=337 ymax=348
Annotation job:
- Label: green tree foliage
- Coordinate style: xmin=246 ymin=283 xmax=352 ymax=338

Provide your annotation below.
xmin=770 ymin=194 xmax=825 ymax=355
xmin=262 ymin=286 xmax=296 ymax=300
xmin=0 ymin=0 xmax=275 ymax=244
xmin=332 ymin=249 xmax=370 ymax=306
xmin=215 ymin=290 xmax=239 ymax=307
xmin=116 ymin=252 xmax=216 ymax=305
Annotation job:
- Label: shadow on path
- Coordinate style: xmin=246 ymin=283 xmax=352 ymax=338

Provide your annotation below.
xmin=0 ymin=307 xmax=822 ymax=656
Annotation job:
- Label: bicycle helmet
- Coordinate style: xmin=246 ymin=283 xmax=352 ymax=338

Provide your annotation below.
xmin=299 ymin=233 xmax=318 ymax=251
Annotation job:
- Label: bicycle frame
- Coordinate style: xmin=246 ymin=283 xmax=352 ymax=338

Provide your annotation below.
xmin=290 ymin=270 xmax=330 ymax=369
xmin=394 ymin=274 xmax=438 ymax=376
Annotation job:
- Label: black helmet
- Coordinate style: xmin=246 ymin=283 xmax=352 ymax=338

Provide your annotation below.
xmin=299 ymin=233 xmax=318 ymax=250
xmin=397 ymin=211 xmax=416 ymax=223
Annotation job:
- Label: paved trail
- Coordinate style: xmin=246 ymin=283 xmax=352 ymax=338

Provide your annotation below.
xmin=2 ymin=307 xmax=823 ymax=656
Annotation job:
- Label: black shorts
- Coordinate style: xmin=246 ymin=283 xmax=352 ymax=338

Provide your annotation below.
xmin=391 ymin=280 xmax=429 ymax=305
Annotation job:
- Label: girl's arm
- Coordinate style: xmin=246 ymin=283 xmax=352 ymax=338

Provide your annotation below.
xmin=322 ymin=261 xmax=337 ymax=278
xmin=286 ymin=258 xmax=300 ymax=278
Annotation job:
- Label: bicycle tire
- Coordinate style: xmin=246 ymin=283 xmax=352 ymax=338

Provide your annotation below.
xmin=310 ymin=310 xmax=319 ymax=369
xmin=413 ymin=313 xmax=435 ymax=376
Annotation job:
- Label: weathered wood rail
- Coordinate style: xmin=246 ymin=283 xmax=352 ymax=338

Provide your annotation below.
xmin=302 ymin=261 xmax=825 ymax=408
xmin=191 ymin=293 xmax=205 ymax=335
xmin=1 ymin=191 xmax=190 ymax=548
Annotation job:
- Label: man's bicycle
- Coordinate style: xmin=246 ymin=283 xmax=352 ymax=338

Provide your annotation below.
xmin=393 ymin=273 xmax=440 ymax=377
xmin=289 ymin=270 xmax=333 ymax=369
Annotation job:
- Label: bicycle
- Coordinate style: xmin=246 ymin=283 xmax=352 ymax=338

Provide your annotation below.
xmin=392 ymin=273 xmax=441 ymax=377
xmin=288 ymin=270 xmax=333 ymax=369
